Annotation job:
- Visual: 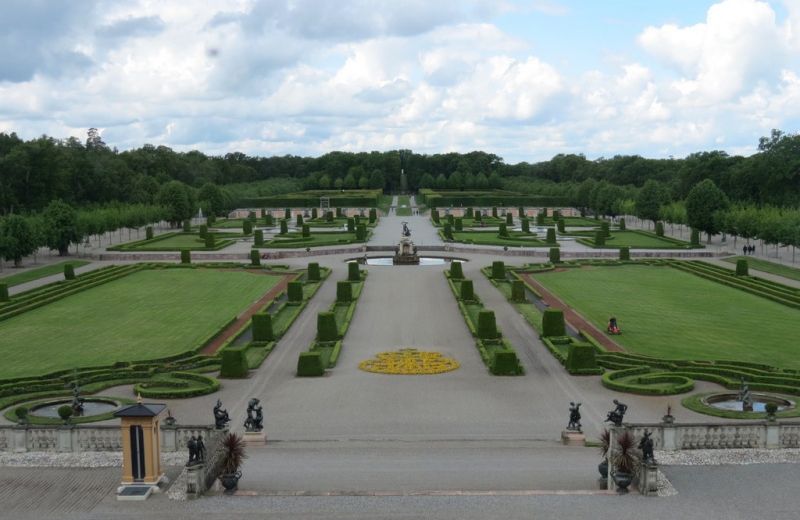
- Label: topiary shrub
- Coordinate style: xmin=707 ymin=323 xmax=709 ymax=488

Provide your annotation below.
xmin=477 ymin=310 xmax=498 ymax=339
xmin=252 ymin=313 xmax=274 ymax=342
xmin=557 ymin=219 xmax=565 ymax=233
xmin=492 ymin=207 xmax=498 ymax=218
xmin=183 ymin=219 xmax=191 ymax=232
xmin=302 ymin=224 xmax=310 ymax=238
xmin=491 ymin=349 xmax=524 ymax=375
xmin=243 ymin=220 xmax=253 ymax=235
xmin=14 ymin=406 xmax=28 ymax=425
xmin=521 ymin=218 xmax=530 ymax=233
xmin=199 ymin=224 xmax=207 ymax=238
xmin=146 ymin=226 xmax=153 ymax=240
xmin=542 ymin=308 xmax=566 ymax=337
xmin=317 ymin=312 xmax=338 ymax=342
xmin=336 ymin=207 xmax=343 ymax=218
xmin=690 ymin=228 xmax=700 ymax=246
xmin=566 ymin=344 xmax=598 ymax=374
xmin=64 ymin=263 xmax=75 ymax=280
xmin=337 ymin=280 xmax=353 ymax=303
xmin=207 ymin=214 xmax=216 ymax=225
xmin=312 ymin=208 xmax=318 ymax=219
xmin=205 ymin=233 xmax=216 ymax=248
xmin=287 ymin=281 xmax=303 ymax=302
xmin=254 ymin=229 xmax=264 ymax=246
xmin=518 ymin=206 xmax=524 ymax=218
xmin=552 ymin=210 xmax=560 ymax=221
xmin=455 ymin=218 xmax=463 ymax=231
xmin=432 ymin=210 xmax=440 ymax=224
xmin=619 ymin=246 xmax=630 ymax=261
xmin=546 ymin=228 xmax=557 ymax=244
xmin=594 ymin=230 xmax=605 ymax=246
xmin=536 ymin=211 xmax=545 ymax=226
xmin=655 ymin=221 xmax=664 ymax=237
xmin=348 ymin=261 xmax=360 ymax=281
xmin=619 ymin=217 xmax=626 ymax=231
xmin=369 ymin=208 xmax=377 ymax=223
xmin=248 ymin=211 xmax=256 ymax=222
xmin=443 ymin=223 xmax=453 ymax=240
xmin=449 ymin=261 xmax=463 ymax=279
xmin=447 ymin=214 xmax=454 ymax=225
xmin=265 ymin=214 xmax=274 ymax=226
xmin=356 ymin=224 xmax=366 ymax=241
xmin=285 ymin=208 xmax=291 ymax=220
xmin=492 ymin=261 xmax=505 ymax=280
xmin=474 ymin=210 xmax=482 ymax=222
xmin=250 ymin=250 xmax=261 ymax=266
xmin=58 ymin=405 xmax=73 ymax=424
xmin=736 ymin=258 xmax=749 ymax=276
xmin=347 ymin=217 xmax=355 ymax=232
xmin=353 ymin=215 xmax=360 ymax=227
xmin=460 ymin=279 xmax=474 ymax=301
xmin=307 ymin=262 xmax=321 ymax=281
xmin=280 ymin=219 xmax=288 ymax=235
xmin=181 ymin=250 xmax=191 ymax=264
xmin=0 ymin=283 xmax=8 ymax=302
xmin=511 ymin=280 xmax=526 ymax=302
xmin=506 ymin=213 xmax=513 ymax=225
xmin=326 ymin=211 xmax=334 ymax=223
xmin=601 ymin=221 xmax=610 ymax=237
xmin=296 ymin=214 xmax=304 ymax=227
xmin=220 ymin=347 xmax=249 ymax=378
xmin=499 ymin=223 xmax=508 ymax=237
xmin=466 ymin=207 xmax=474 ymax=218
xmin=297 ymin=351 xmax=325 ymax=377
xmin=549 ymin=247 xmax=560 ymax=263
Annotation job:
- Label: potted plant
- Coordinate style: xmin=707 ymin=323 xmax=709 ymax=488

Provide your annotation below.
xmin=164 ymin=409 xmax=176 ymax=426
xmin=218 ymin=432 xmax=247 ymax=495
xmin=597 ymin=429 xmax=610 ymax=480
xmin=610 ymin=429 xmax=640 ymax=493
xmin=662 ymin=403 xmax=675 ymax=425
xmin=57 ymin=405 xmax=73 ymax=425
xmin=14 ymin=406 xmax=29 ymax=425
xmin=765 ymin=402 xmax=778 ymax=422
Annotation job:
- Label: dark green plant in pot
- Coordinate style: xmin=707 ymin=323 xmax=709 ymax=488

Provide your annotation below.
xmin=219 ymin=432 xmax=247 ymax=494
xmin=58 ymin=405 xmax=73 ymax=424
xmin=611 ymin=429 xmax=640 ymax=493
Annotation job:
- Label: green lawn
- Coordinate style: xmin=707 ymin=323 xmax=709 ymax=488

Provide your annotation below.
xmin=722 ymin=256 xmax=800 ymax=282
xmin=531 ymin=265 xmax=800 ymax=368
xmin=572 ymin=230 xmax=695 ymax=249
xmin=451 ymin=230 xmax=549 ymax=247
xmin=263 ymin=231 xmax=364 ymax=248
xmin=0 ymin=261 xmax=91 ymax=287
xmin=0 ymin=269 xmax=281 ymax=379
xmin=396 ymin=195 xmax=412 ymax=216
xmin=110 ymin=232 xmax=238 ymax=251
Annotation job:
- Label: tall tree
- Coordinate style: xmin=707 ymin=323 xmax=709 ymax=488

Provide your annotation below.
xmin=155 ymin=181 xmax=193 ymax=227
xmin=685 ymin=179 xmax=729 ymax=243
xmin=635 ymin=179 xmax=669 ymax=229
xmin=42 ymin=199 xmax=82 ymax=256
xmin=0 ymin=214 xmax=38 ymax=266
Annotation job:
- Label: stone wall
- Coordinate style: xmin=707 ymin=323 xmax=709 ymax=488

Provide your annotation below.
xmin=622 ymin=422 xmax=800 ymax=450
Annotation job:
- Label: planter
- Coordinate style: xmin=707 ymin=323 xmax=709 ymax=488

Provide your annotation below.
xmin=661 ymin=415 xmax=675 ymax=425
xmin=219 ymin=471 xmax=241 ymax=495
xmin=598 ymin=459 xmax=608 ymax=480
xmin=612 ymin=471 xmax=634 ymax=494
xmin=164 ymin=417 xmax=176 ymax=426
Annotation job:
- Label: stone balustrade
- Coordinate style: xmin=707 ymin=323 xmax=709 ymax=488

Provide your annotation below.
xmin=622 ymin=421 xmax=800 ymax=450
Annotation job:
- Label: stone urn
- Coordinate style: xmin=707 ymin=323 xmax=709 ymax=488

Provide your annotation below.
xmin=661 ymin=414 xmax=675 ymax=425
xmin=219 ymin=471 xmax=241 ymax=495
xmin=612 ymin=471 xmax=634 ymax=493
xmin=598 ymin=459 xmax=609 ymax=480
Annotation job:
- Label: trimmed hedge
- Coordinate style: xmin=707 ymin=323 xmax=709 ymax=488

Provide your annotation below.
xmin=619 ymin=246 xmax=630 ymax=261
xmin=594 ymin=230 xmax=605 ymax=246
xmin=499 ymin=223 xmax=508 ymax=237
xmin=736 ymin=258 xmax=749 ymax=276
xmin=601 ymin=221 xmax=610 ymax=237
xmin=542 ymin=308 xmax=566 ymax=337
xmin=492 ymin=261 xmax=505 ymax=280
xmin=183 ymin=219 xmax=191 ymax=232
xmin=449 ymin=261 xmax=463 ymax=279
xmin=205 ymin=233 xmax=216 ymax=248
xmin=522 ymin=218 xmax=530 ymax=233
xmin=655 ymin=221 xmax=664 ymax=237
xmin=243 ymin=220 xmax=253 ymax=235
xmin=317 ymin=312 xmax=338 ymax=341
xmin=491 ymin=349 xmax=524 ymax=375
xmin=549 ymin=247 xmax=560 ymax=263
xmin=566 ymin=344 xmax=598 ymax=374
xmin=546 ymin=228 xmax=556 ymax=244
xmin=181 ymin=250 xmax=191 ymax=264
xmin=307 ymin=262 xmax=321 ymax=281
xmin=460 ymin=279 xmax=475 ymax=301
xmin=250 ymin=250 xmax=261 ymax=266
xmin=64 ymin=264 xmax=75 ymax=280
xmin=619 ymin=217 xmax=626 ymax=231
xmin=287 ymin=281 xmax=303 ymax=302
xmin=220 ymin=347 xmax=249 ymax=378
xmin=337 ymin=280 xmax=353 ymax=303
xmin=199 ymin=224 xmax=207 ymax=238
xmin=348 ymin=262 xmax=360 ymax=281
xmin=297 ymin=351 xmax=325 ymax=377
xmin=0 ymin=283 xmax=8 ymax=302
xmin=691 ymin=228 xmax=700 ymax=246
xmin=146 ymin=226 xmax=153 ymax=240
xmin=254 ymin=229 xmax=264 ymax=246
xmin=477 ymin=310 xmax=498 ymax=339
xmin=280 ymin=219 xmax=289 ymax=235
xmin=511 ymin=280 xmax=526 ymax=302
xmin=252 ymin=312 xmax=274 ymax=342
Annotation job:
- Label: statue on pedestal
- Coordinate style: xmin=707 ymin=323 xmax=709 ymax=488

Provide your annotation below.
xmin=243 ymin=398 xmax=264 ymax=432
xmin=567 ymin=402 xmax=582 ymax=431
xmin=213 ymin=399 xmax=230 ymax=429
xmin=605 ymin=399 xmax=628 ymax=426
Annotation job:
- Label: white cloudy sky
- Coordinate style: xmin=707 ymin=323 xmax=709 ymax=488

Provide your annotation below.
xmin=1 ymin=0 xmax=800 ymax=164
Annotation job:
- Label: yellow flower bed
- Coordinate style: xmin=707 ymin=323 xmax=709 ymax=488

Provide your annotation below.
xmin=358 ymin=349 xmax=459 ymax=375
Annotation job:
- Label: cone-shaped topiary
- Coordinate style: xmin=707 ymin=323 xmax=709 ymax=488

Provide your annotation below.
xmin=199 ymin=224 xmax=207 ymax=238
xmin=557 ymin=219 xmax=565 ymax=233
xmin=337 ymin=280 xmax=353 ymax=302
xmin=183 ymin=219 xmax=191 ymax=232
xmin=250 ymin=249 xmax=261 ymax=266
xmin=0 ymin=283 xmax=8 ymax=303
xmin=549 ymin=247 xmax=560 ymax=263
xmin=356 ymin=224 xmax=366 ymax=241
xmin=181 ymin=250 xmax=191 ymax=264
xmin=243 ymin=220 xmax=253 ymax=234
xmin=205 ymin=233 xmax=216 ymax=248
xmin=478 ymin=310 xmax=498 ymax=339
xmin=307 ymin=262 xmax=321 ymax=281
xmin=506 ymin=213 xmax=513 ymax=225
xmin=460 ymin=279 xmax=474 ymax=301
xmin=449 ymin=261 xmax=463 ymax=279
xmin=492 ymin=350 xmax=524 ymax=375
xmin=347 ymin=217 xmax=355 ymax=232
xmin=220 ymin=347 xmax=249 ymax=378
xmin=64 ymin=263 xmax=75 ymax=280
xmin=432 ymin=210 xmax=440 ymax=224
xmin=296 ymin=214 xmax=304 ymax=227
xmin=265 ymin=214 xmax=274 ymax=226
xmin=317 ymin=312 xmax=338 ymax=342
xmin=287 ymin=281 xmax=303 ymax=302
xmin=444 ymin=223 xmax=453 ymax=240
xmin=522 ymin=218 xmax=530 ymax=233
xmin=655 ymin=221 xmax=664 ymax=237
xmin=455 ymin=217 xmax=463 ymax=231
xmin=302 ymin=224 xmax=310 ymax=238
xmin=146 ymin=226 xmax=153 ymax=240
xmin=297 ymin=351 xmax=325 ymax=377
xmin=619 ymin=246 xmax=630 ymax=261
xmin=542 ymin=308 xmax=566 ymax=337
xmin=690 ymin=228 xmax=700 ymax=246
xmin=566 ymin=344 xmax=598 ymax=373
xmin=492 ymin=261 xmax=505 ymax=280
xmin=601 ymin=221 xmax=610 ymax=237
xmin=552 ymin=210 xmax=560 ymax=221
xmin=511 ymin=279 xmax=526 ymax=302
xmin=280 ymin=219 xmax=288 ymax=235
xmin=594 ymin=230 xmax=605 ymax=246
xmin=736 ymin=258 xmax=749 ymax=276
xmin=619 ymin=217 xmax=626 ymax=231
xmin=546 ymin=228 xmax=557 ymax=244
xmin=348 ymin=261 xmax=360 ymax=281
xmin=285 ymin=208 xmax=291 ymax=219
xmin=499 ymin=223 xmax=508 ymax=237
xmin=536 ymin=211 xmax=545 ymax=226
xmin=252 ymin=312 xmax=274 ymax=341
xmin=254 ymin=229 xmax=264 ymax=246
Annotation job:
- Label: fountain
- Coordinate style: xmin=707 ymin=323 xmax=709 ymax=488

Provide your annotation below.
xmin=394 ymin=221 xmax=419 ymax=265
xmin=701 ymin=377 xmax=795 ymax=413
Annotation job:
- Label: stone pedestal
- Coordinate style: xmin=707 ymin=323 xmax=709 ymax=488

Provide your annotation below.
xmin=243 ymin=430 xmax=267 ymax=447
xmin=185 ymin=463 xmax=206 ymax=499
xmin=57 ymin=425 xmax=73 ymax=452
xmin=637 ymin=462 xmax=659 ymax=496
xmin=561 ymin=430 xmax=586 ymax=446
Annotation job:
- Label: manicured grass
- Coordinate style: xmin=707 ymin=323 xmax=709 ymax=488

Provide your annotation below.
xmin=0 ymin=269 xmax=281 ymax=379
xmin=451 ymin=230 xmax=549 ymax=247
xmin=396 ymin=196 xmax=412 ymax=216
xmin=108 ymin=232 xmax=237 ymax=251
xmin=530 ymin=264 xmax=800 ymax=368
xmin=721 ymin=256 xmax=800 ymax=282
xmin=262 ymin=231 xmax=366 ymax=248
xmin=573 ymin=230 xmax=694 ymax=249
xmin=0 ymin=261 xmax=91 ymax=287
xmin=211 ymin=218 xmax=250 ymax=229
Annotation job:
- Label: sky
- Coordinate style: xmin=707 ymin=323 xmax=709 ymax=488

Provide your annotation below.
xmin=1 ymin=0 xmax=800 ymax=164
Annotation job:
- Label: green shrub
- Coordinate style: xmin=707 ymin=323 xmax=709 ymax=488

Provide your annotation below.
xmin=455 ymin=218 xmax=463 ymax=231
xmin=205 ymin=233 xmax=216 ymax=248
xmin=489 ymin=207 xmax=496 ymax=218
xmin=302 ymin=224 xmax=310 ymax=238
xmin=220 ymin=347 xmax=249 ymax=378
xmin=521 ymin=218 xmax=530 ymax=233
xmin=287 ymin=281 xmax=303 ymax=302
xmin=433 ymin=210 xmax=441 ymax=224
xmin=58 ymin=405 xmax=73 ymax=422
xmin=369 ymin=208 xmax=377 ymax=223
xmin=0 ymin=283 xmax=8 ymax=303
xmin=347 ymin=217 xmax=355 ymax=232
xmin=280 ymin=219 xmax=288 ymax=235
xmin=183 ymin=219 xmax=191 ymax=232
xmin=335 ymin=207 xmax=342 ymax=218
xmin=145 ymin=226 xmax=154 ymax=240
xmin=619 ymin=246 xmax=630 ymax=261
xmin=691 ymin=228 xmax=700 ymax=246
xmin=536 ymin=211 xmax=545 ymax=226
xmin=460 ymin=279 xmax=474 ymax=301
xmin=307 ymin=262 xmax=321 ymax=281
xmin=619 ymin=217 xmax=626 ymax=231
xmin=549 ymin=247 xmax=560 ymax=263
xmin=601 ymin=221 xmax=610 ymax=237
xmin=312 ymin=208 xmax=318 ymax=219
xmin=447 ymin=214 xmax=454 ymax=225
xmin=265 ymin=214 xmax=274 ymax=226
xmin=443 ymin=223 xmax=453 ymax=240
xmin=64 ymin=264 xmax=75 ymax=280
xmin=337 ymin=280 xmax=353 ymax=302
xmin=243 ymin=220 xmax=253 ymax=234
xmin=250 ymin=250 xmax=261 ymax=266
xmin=348 ymin=261 xmax=360 ymax=281
xmin=248 ymin=211 xmax=256 ymax=222
xmin=499 ymin=223 xmax=508 ymax=237
xmin=506 ymin=213 xmax=513 ymax=225
xmin=296 ymin=214 xmax=304 ymax=227
xmin=546 ymin=228 xmax=556 ymax=244
xmin=449 ymin=261 xmax=463 ymax=279
xmin=566 ymin=344 xmax=598 ymax=374
xmin=199 ymin=224 xmax=207 ymax=238
xmin=297 ymin=351 xmax=325 ymax=377
xmin=356 ymin=224 xmax=366 ymax=241
xmin=511 ymin=280 xmax=526 ymax=302
xmin=252 ymin=313 xmax=274 ymax=342
xmin=492 ymin=261 xmax=505 ymax=280
xmin=326 ymin=211 xmax=334 ymax=223
xmin=181 ymin=250 xmax=191 ymax=264
xmin=285 ymin=208 xmax=291 ymax=220
xmin=736 ymin=258 xmax=749 ymax=276
xmin=594 ymin=230 xmax=605 ymax=246
xmin=466 ymin=207 xmax=474 ymax=218
xmin=14 ymin=406 xmax=28 ymax=423
xmin=542 ymin=308 xmax=566 ymax=337
xmin=492 ymin=349 xmax=524 ymax=375
xmin=317 ymin=312 xmax=338 ymax=341
xmin=655 ymin=221 xmax=664 ymax=236
xmin=557 ymin=220 xmax=565 ymax=233
xmin=552 ymin=210 xmax=560 ymax=221
xmin=477 ymin=310 xmax=498 ymax=339
xmin=207 ymin=214 xmax=216 ymax=225
xmin=474 ymin=210 xmax=482 ymax=222
xmin=254 ymin=229 xmax=264 ymax=246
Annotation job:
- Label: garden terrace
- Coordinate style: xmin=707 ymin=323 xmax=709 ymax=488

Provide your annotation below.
xmin=721 ymin=256 xmax=800 ymax=282
xmin=0 ymin=261 xmax=91 ymax=288
xmin=444 ymin=230 xmax=550 ymax=247
xmin=106 ymin=232 xmax=237 ymax=251
xmin=572 ymin=229 xmax=701 ymax=249
xmin=261 ymin=230 xmax=372 ymax=248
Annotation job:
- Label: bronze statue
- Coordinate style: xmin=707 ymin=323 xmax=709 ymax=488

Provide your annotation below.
xmin=243 ymin=397 xmax=264 ymax=432
xmin=605 ymin=399 xmax=628 ymax=426
xmin=214 ymin=399 xmax=230 ymax=429
xmin=639 ymin=429 xmax=655 ymax=464
xmin=187 ymin=436 xmax=199 ymax=466
xmin=401 ymin=222 xmax=411 ymax=237
xmin=567 ymin=402 xmax=582 ymax=431
xmin=71 ymin=382 xmax=85 ymax=415
xmin=196 ymin=434 xmax=206 ymax=463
